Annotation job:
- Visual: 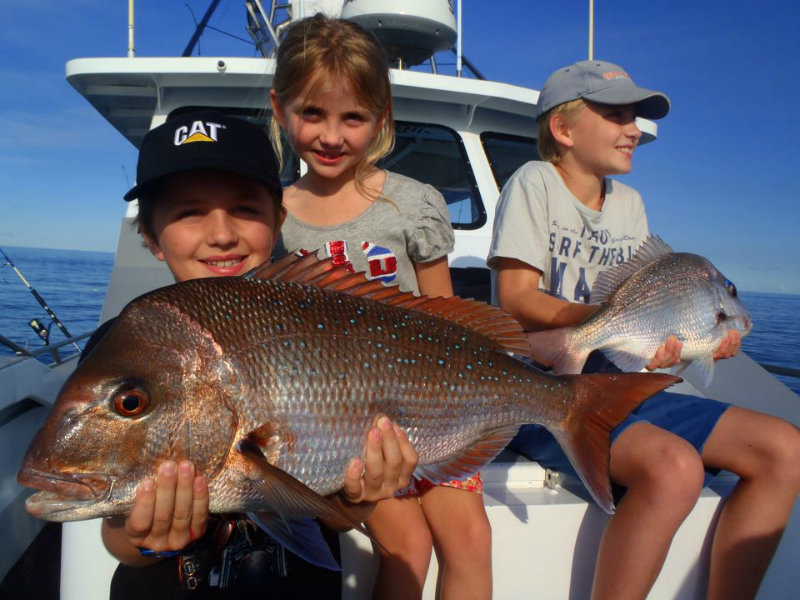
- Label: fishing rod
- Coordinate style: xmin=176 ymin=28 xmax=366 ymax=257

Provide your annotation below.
xmin=0 ymin=247 xmax=81 ymax=352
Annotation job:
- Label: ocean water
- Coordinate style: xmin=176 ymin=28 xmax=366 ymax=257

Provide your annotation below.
xmin=1 ymin=246 xmax=799 ymax=397
xmin=0 ymin=246 xmax=113 ymax=358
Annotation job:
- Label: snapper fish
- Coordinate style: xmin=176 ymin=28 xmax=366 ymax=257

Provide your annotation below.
xmin=528 ymin=236 xmax=752 ymax=387
xmin=18 ymin=253 xmax=678 ymax=566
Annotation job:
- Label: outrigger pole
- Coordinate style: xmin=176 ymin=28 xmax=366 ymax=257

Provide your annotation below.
xmin=0 ymin=247 xmax=81 ymax=351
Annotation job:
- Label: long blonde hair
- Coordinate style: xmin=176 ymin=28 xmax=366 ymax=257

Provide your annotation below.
xmin=270 ymin=14 xmax=395 ymax=201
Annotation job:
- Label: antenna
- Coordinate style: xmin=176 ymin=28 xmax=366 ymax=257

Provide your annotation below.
xmin=127 ymin=0 xmax=135 ymax=57
xmin=588 ymin=0 xmax=594 ymax=60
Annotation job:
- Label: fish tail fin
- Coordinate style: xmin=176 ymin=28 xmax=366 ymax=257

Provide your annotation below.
xmin=549 ymin=373 xmax=680 ymax=513
xmin=527 ymin=328 xmax=589 ymax=375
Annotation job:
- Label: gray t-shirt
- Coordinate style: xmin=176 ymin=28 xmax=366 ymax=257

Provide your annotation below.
xmin=487 ymin=161 xmax=649 ymax=304
xmin=275 ymin=171 xmax=455 ymax=295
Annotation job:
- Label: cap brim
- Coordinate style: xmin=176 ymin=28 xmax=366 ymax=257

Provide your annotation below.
xmin=123 ymin=160 xmax=281 ymax=202
xmin=583 ymin=86 xmax=671 ymax=120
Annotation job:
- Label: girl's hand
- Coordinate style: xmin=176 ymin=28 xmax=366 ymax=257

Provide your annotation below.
xmin=125 ymin=460 xmax=209 ymax=552
xmin=340 ymin=416 xmax=418 ymax=504
xmin=646 ymin=336 xmax=683 ymax=371
xmin=713 ymin=330 xmax=741 ymax=360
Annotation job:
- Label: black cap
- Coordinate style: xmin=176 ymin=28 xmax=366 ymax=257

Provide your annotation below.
xmin=124 ymin=110 xmax=281 ymax=201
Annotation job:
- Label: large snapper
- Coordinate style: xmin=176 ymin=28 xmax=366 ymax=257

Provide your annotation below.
xmin=18 ymin=254 xmax=677 ymax=535
xmin=528 ymin=236 xmax=752 ymax=386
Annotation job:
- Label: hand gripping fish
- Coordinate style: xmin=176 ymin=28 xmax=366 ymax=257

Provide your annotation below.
xmin=528 ymin=236 xmax=752 ymax=387
xmin=18 ymin=253 xmax=678 ymax=563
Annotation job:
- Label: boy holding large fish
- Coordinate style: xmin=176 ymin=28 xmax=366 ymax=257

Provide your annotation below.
xmin=74 ymin=111 xmax=419 ymax=596
xmin=489 ymin=60 xmax=800 ymax=599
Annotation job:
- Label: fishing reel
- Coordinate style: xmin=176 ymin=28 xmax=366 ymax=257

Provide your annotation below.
xmin=28 ymin=318 xmax=53 ymax=345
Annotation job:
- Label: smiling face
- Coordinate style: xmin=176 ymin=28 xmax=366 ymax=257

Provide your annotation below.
xmin=271 ymin=78 xmax=385 ymax=185
xmin=143 ymin=170 xmax=281 ymax=282
xmin=560 ymin=102 xmax=643 ymax=177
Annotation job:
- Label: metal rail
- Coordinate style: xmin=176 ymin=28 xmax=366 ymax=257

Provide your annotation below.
xmin=760 ymin=363 xmax=800 ymax=379
xmin=0 ymin=331 xmax=93 ymax=366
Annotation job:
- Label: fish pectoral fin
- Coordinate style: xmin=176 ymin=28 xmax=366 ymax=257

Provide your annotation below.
xmin=670 ymin=360 xmax=690 ymax=377
xmin=248 ymin=513 xmax=341 ymax=571
xmin=678 ymin=356 xmax=715 ymax=389
xmin=237 ymin=438 xmax=373 ymax=540
xmin=603 ymin=349 xmax=650 ymax=374
xmin=553 ymin=373 xmax=680 ymax=514
xmin=415 ymin=425 xmax=521 ymax=485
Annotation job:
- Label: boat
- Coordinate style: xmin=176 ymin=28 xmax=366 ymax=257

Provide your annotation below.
xmin=2 ymin=1 xmax=800 ymax=597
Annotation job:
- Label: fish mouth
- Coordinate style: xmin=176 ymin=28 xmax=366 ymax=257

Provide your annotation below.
xmin=741 ymin=315 xmax=753 ymax=335
xmin=18 ymin=469 xmax=113 ymax=518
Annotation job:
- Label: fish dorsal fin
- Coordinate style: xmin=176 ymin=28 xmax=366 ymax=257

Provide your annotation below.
xmin=248 ymin=254 xmax=531 ymax=356
xmin=592 ymin=235 xmax=674 ymax=304
xmin=415 ymin=425 xmax=522 ymax=485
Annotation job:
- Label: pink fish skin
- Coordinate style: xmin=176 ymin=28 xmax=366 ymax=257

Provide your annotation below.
xmin=18 ymin=254 xmax=679 ymax=523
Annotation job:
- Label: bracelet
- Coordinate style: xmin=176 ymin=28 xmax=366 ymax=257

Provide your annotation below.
xmin=136 ymin=546 xmax=184 ymax=559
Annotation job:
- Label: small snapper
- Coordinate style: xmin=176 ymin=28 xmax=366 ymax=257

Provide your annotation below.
xmin=18 ymin=253 xmax=678 ymax=566
xmin=528 ymin=236 xmax=752 ymax=387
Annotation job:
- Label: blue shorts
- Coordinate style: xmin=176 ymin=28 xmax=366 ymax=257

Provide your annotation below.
xmin=510 ymin=352 xmax=731 ymax=498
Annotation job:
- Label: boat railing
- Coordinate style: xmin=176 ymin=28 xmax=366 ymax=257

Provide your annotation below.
xmin=759 ymin=363 xmax=800 ymax=380
xmin=0 ymin=330 xmax=94 ymax=368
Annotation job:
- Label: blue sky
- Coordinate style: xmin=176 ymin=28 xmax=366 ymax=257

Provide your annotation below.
xmin=1 ymin=1 xmax=798 ymax=293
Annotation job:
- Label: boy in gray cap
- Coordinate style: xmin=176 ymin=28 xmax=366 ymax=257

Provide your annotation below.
xmin=488 ymin=60 xmax=800 ymax=599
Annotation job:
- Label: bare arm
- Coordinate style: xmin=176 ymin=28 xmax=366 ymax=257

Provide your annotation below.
xmin=495 ymin=257 xmax=596 ymax=331
xmin=414 ymin=256 xmax=454 ymax=298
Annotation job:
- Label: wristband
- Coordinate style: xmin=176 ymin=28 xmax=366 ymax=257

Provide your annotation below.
xmin=136 ymin=546 xmax=184 ymax=558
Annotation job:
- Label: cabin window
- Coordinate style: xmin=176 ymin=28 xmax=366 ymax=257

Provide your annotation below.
xmin=378 ymin=122 xmax=486 ymax=230
xmin=481 ymin=133 xmax=540 ymax=190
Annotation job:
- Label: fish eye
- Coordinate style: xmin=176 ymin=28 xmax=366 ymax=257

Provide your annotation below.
xmin=112 ymin=385 xmax=150 ymax=417
xmin=724 ymin=279 xmax=737 ymax=297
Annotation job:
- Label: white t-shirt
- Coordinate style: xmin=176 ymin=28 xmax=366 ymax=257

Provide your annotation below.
xmin=487 ymin=161 xmax=649 ymax=304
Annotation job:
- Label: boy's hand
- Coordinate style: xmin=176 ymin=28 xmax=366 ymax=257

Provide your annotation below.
xmin=340 ymin=416 xmax=418 ymax=505
xmin=125 ymin=460 xmax=209 ymax=553
xmin=646 ymin=336 xmax=683 ymax=371
xmin=713 ymin=330 xmax=741 ymax=361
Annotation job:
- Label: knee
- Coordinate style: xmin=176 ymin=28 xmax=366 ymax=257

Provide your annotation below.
xmin=749 ymin=421 xmax=800 ymax=487
xmin=378 ymin=526 xmax=433 ymax=573
xmin=444 ymin=511 xmax=492 ymax=563
xmin=631 ymin=442 xmax=705 ymax=511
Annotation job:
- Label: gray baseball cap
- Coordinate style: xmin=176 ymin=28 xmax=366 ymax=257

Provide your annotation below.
xmin=535 ymin=60 xmax=671 ymax=120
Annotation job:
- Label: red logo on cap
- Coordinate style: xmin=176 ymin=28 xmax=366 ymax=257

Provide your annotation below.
xmin=603 ymin=70 xmax=630 ymax=80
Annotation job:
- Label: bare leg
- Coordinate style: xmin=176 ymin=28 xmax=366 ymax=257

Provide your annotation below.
xmin=701 ymin=407 xmax=800 ymax=600
xmin=420 ymin=485 xmax=492 ymax=600
xmin=367 ymin=496 xmax=433 ymax=600
xmin=591 ymin=423 xmax=705 ymax=600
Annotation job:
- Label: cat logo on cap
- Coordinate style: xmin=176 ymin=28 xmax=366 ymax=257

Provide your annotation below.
xmin=174 ymin=120 xmax=225 ymax=146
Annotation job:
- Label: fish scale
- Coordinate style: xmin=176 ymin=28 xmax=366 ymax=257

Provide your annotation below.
xmin=19 ymin=253 xmax=680 ymax=521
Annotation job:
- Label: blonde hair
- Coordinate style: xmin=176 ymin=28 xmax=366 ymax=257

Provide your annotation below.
xmin=270 ymin=14 xmax=395 ymax=201
xmin=537 ymin=98 xmax=587 ymax=164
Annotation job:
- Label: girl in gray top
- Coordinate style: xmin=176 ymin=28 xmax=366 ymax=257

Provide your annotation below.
xmin=269 ymin=14 xmax=492 ymax=600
